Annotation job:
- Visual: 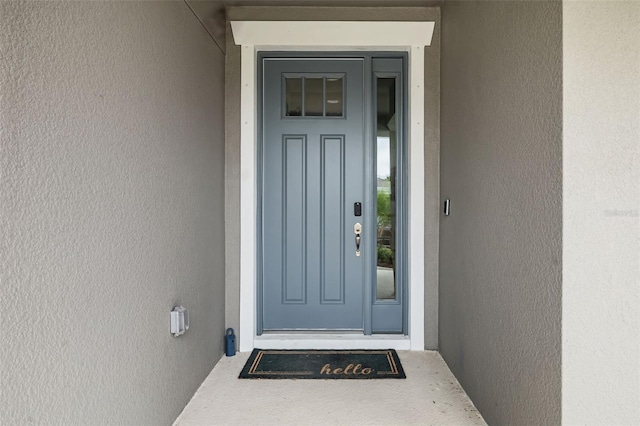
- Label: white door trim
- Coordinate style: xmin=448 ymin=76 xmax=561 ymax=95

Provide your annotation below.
xmin=232 ymin=20 xmax=435 ymax=352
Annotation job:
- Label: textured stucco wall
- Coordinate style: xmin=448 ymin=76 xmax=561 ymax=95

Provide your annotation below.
xmin=224 ymin=16 xmax=242 ymax=347
xmin=439 ymin=1 xmax=562 ymax=424
xmin=224 ymin=6 xmax=440 ymax=348
xmin=0 ymin=2 xmax=226 ymax=424
xmin=563 ymin=2 xmax=640 ymax=424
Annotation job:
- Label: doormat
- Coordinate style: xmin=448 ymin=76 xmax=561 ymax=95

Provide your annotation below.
xmin=239 ymin=349 xmax=405 ymax=379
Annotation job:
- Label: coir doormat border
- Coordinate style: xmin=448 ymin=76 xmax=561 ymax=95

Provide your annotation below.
xmin=239 ymin=349 xmax=406 ymax=379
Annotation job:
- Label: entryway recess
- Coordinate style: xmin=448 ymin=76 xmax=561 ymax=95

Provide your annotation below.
xmin=231 ymin=20 xmax=436 ymax=351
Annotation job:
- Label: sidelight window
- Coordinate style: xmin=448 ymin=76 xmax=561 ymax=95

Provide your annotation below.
xmin=375 ymin=77 xmax=398 ymax=301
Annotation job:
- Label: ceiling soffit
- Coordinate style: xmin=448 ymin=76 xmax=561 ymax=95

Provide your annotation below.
xmin=185 ymin=1 xmax=441 ymax=53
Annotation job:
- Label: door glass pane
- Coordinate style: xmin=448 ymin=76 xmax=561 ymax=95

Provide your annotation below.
xmin=285 ymin=78 xmax=302 ymax=116
xmin=376 ymin=78 xmax=397 ymax=300
xmin=325 ymin=77 xmax=343 ymax=117
xmin=304 ymin=78 xmax=323 ymax=116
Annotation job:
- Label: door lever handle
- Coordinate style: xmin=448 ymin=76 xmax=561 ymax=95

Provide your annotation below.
xmin=354 ymin=223 xmax=362 ymax=257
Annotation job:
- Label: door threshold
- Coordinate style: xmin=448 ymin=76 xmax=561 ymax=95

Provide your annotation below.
xmin=253 ymin=334 xmax=410 ymax=350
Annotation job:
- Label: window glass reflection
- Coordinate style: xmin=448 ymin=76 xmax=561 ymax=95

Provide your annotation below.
xmin=285 ymin=78 xmax=302 ymax=116
xmin=376 ymin=78 xmax=397 ymax=300
xmin=325 ymin=77 xmax=343 ymax=117
xmin=304 ymin=78 xmax=323 ymax=116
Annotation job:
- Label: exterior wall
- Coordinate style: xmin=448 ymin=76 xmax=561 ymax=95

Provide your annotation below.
xmin=439 ymin=1 xmax=562 ymax=425
xmin=0 ymin=2 xmax=225 ymax=424
xmin=225 ymin=6 xmax=440 ymax=349
xmin=563 ymin=1 xmax=640 ymax=423
xmin=225 ymin=17 xmax=243 ymax=347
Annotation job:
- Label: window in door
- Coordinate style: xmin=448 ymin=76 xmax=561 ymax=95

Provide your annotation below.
xmin=284 ymin=75 xmax=344 ymax=118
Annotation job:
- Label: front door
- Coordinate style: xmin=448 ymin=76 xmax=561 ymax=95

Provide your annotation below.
xmin=260 ymin=55 xmax=406 ymax=333
xmin=262 ymin=58 xmax=365 ymax=330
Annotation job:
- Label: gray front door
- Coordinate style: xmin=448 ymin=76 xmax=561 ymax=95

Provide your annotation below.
xmin=261 ymin=58 xmax=365 ymax=330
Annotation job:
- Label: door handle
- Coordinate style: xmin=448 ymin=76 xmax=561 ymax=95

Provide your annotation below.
xmin=354 ymin=222 xmax=362 ymax=257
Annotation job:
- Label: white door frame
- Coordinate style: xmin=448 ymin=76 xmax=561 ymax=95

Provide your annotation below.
xmin=231 ymin=21 xmax=435 ymax=352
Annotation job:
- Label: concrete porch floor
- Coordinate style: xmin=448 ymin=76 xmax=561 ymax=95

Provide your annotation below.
xmin=174 ymin=351 xmax=486 ymax=425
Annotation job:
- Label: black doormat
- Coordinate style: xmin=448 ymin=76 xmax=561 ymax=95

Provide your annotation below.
xmin=239 ymin=349 xmax=405 ymax=379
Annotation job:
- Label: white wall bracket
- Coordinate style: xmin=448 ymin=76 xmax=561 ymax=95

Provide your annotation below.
xmin=170 ymin=306 xmax=189 ymax=337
